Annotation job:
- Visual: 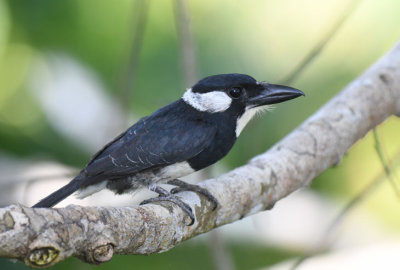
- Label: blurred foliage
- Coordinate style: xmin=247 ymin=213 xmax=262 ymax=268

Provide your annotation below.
xmin=1 ymin=0 xmax=400 ymax=268
xmin=2 ymin=0 xmax=400 ymax=168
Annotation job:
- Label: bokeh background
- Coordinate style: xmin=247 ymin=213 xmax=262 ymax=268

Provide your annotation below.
xmin=1 ymin=0 xmax=400 ymax=269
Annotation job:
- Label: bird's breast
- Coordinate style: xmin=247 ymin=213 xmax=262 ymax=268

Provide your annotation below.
xmin=187 ymin=118 xmax=237 ymax=171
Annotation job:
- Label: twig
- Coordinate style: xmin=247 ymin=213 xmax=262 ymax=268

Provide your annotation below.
xmin=279 ymin=0 xmax=362 ymax=85
xmin=173 ymin=2 xmax=235 ymax=269
xmin=117 ymin=0 xmax=149 ymax=120
xmin=291 ymin=132 xmax=400 ymax=270
xmin=373 ymin=128 xmax=400 ymax=196
xmin=174 ymin=0 xmax=198 ymax=87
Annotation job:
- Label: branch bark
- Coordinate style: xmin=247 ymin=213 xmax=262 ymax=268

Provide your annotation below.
xmin=2 ymin=41 xmax=400 ymax=268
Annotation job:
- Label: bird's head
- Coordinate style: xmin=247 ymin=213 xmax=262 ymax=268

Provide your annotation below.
xmin=182 ymin=73 xmax=304 ymax=136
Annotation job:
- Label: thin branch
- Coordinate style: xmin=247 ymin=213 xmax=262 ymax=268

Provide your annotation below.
xmin=1 ymin=40 xmax=400 ymax=268
xmin=291 ymin=134 xmax=400 ymax=270
xmin=279 ymin=0 xmax=362 ymax=85
xmin=208 ymin=230 xmax=236 ymax=270
xmin=174 ymin=0 xmax=198 ymax=87
xmin=373 ymin=128 xmax=400 ymax=196
xmin=0 ymin=0 xmax=150 ymax=193
xmin=174 ymin=2 xmax=235 ymax=269
xmin=290 ymin=169 xmax=388 ymax=270
xmin=117 ymin=0 xmax=149 ymax=120
xmin=325 ymin=131 xmax=400 ymax=239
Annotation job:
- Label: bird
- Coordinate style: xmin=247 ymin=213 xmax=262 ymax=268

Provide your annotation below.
xmin=32 ymin=73 xmax=304 ymax=224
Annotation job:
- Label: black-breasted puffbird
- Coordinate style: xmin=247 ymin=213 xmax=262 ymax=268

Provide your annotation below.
xmin=33 ymin=73 xmax=304 ymax=224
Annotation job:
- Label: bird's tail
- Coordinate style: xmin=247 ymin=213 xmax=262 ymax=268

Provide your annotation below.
xmin=32 ymin=175 xmax=82 ymax=208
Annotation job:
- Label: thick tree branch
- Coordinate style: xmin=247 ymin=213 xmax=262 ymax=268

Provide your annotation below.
xmin=1 ymin=41 xmax=400 ymax=268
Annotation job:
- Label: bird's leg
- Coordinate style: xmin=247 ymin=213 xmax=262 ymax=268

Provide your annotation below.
xmin=140 ymin=185 xmax=195 ymax=225
xmin=168 ymin=179 xmax=218 ymax=210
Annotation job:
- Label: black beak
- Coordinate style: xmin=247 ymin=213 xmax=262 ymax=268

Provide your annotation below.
xmin=248 ymin=83 xmax=304 ymax=107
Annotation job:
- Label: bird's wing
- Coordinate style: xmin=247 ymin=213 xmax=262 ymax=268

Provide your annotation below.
xmin=80 ymin=106 xmax=216 ymax=187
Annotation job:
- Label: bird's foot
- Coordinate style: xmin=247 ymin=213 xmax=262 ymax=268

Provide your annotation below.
xmin=140 ymin=185 xmax=195 ymax=225
xmin=168 ymin=179 xmax=218 ymax=210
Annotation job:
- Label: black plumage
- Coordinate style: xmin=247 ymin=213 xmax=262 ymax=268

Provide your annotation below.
xmin=83 ymin=100 xmax=217 ymax=186
xmin=33 ymin=99 xmax=237 ymax=207
xmin=192 ymin=74 xmax=257 ymax=93
xmin=32 ymin=73 xmax=304 ymax=223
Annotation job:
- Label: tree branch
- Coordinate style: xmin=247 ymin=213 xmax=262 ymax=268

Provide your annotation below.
xmin=1 ymin=41 xmax=400 ymax=268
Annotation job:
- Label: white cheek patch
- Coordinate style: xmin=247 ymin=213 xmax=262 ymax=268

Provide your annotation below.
xmin=182 ymin=88 xmax=232 ymax=112
xmin=236 ymin=105 xmax=272 ymax=137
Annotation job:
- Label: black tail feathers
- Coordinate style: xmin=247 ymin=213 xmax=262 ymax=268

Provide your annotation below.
xmin=32 ymin=176 xmax=82 ymax=208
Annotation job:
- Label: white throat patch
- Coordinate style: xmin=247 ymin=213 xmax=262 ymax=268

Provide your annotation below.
xmin=182 ymin=88 xmax=232 ymax=113
xmin=236 ymin=105 xmax=271 ymax=137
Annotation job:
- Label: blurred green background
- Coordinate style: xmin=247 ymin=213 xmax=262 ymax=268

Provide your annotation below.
xmin=1 ymin=0 xmax=400 ymax=269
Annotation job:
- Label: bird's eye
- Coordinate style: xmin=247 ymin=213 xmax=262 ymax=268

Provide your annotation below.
xmin=229 ymin=87 xmax=243 ymax=98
